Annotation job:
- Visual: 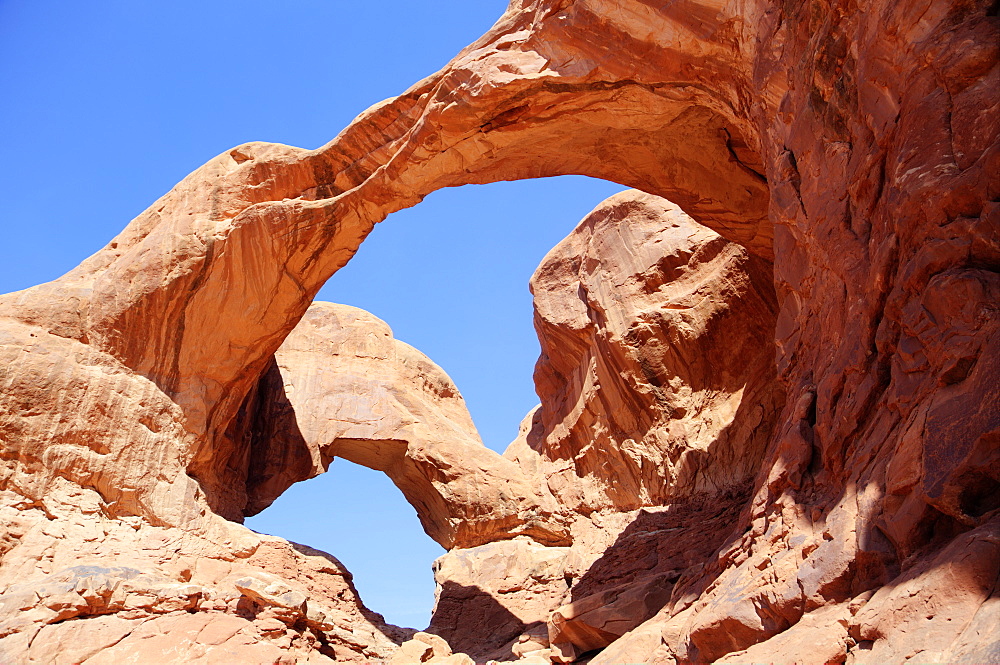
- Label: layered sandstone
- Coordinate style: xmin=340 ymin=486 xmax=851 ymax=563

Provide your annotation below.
xmin=0 ymin=476 xmax=410 ymax=663
xmin=511 ymin=191 xmax=781 ymax=513
xmin=0 ymin=0 xmax=997 ymax=663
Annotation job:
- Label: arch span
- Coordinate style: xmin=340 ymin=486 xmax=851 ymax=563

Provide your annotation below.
xmin=0 ymin=0 xmax=769 ymax=520
xmin=233 ymin=301 xmax=571 ymax=550
xmin=2 ymin=0 xmax=995 ymax=661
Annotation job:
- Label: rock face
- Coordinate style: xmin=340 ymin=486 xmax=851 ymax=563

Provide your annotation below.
xmin=1 ymin=0 xmax=998 ymax=663
xmin=428 ymin=191 xmax=781 ymax=661
xmin=0 ymin=482 xmax=410 ymax=663
xmin=428 ymin=538 xmax=572 ymax=659
xmin=515 ymin=191 xmax=781 ymax=514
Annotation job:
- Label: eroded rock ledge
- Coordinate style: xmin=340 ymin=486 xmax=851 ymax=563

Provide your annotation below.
xmin=1 ymin=0 xmax=997 ymax=662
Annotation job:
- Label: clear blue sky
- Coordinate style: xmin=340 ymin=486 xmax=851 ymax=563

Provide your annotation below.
xmin=0 ymin=1 xmax=624 ymax=628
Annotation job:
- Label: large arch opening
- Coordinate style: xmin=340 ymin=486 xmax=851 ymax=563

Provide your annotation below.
xmin=237 ymin=171 xmax=781 ymax=648
xmin=244 ymin=174 xmax=627 ymax=627
xmin=168 ymin=7 xmax=779 ymax=631
xmin=12 ymin=0 xmax=776 ymax=529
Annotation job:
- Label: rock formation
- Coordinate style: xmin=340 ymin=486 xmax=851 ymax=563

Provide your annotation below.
xmin=252 ymin=302 xmax=570 ymax=551
xmin=427 ymin=191 xmax=782 ymax=662
xmin=0 ymin=481 xmax=411 ymax=662
xmin=1 ymin=0 xmax=997 ymax=662
xmin=515 ymin=191 xmax=781 ymax=514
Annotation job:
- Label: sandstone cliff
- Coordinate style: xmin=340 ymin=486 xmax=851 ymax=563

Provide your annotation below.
xmin=1 ymin=0 xmax=997 ymax=663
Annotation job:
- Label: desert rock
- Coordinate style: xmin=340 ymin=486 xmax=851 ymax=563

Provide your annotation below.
xmin=429 ymin=538 xmax=571 ymax=659
xmin=1 ymin=0 xmax=997 ymax=663
xmin=512 ymin=190 xmax=781 ymax=514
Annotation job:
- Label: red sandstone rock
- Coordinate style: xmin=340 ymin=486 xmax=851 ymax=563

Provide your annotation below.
xmin=1 ymin=0 xmax=997 ymax=662
xmin=428 ymin=191 xmax=780 ymax=662
xmin=428 ymin=538 xmax=571 ymax=659
xmin=0 ymin=488 xmax=409 ymax=662
xmin=510 ymin=190 xmax=780 ymax=514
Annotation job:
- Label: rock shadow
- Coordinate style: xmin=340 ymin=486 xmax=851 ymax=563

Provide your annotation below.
xmin=546 ymin=486 xmax=750 ymax=659
xmin=218 ymin=355 xmax=316 ymax=519
xmin=427 ymin=580 xmax=530 ymax=661
xmin=569 ymin=487 xmax=751 ymax=606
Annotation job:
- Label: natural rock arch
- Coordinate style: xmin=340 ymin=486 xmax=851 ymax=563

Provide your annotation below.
xmin=2 ymin=0 xmax=773 ymax=524
xmin=1 ymin=0 xmax=996 ymax=662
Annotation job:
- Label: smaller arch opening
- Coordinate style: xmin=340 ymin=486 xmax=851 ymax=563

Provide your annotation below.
xmin=246 ymin=459 xmax=444 ymax=629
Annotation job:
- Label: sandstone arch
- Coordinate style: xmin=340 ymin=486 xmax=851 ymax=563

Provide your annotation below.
xmin=0 ymin=0 xmax=997 ymax=662
xmin=1 ymin=0 xmax=773 ymax=523
xmin=237 ymin=301 xmax=571 ymax=550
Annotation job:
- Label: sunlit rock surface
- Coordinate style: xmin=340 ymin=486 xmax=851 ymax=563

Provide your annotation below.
xmin=516 ymin=191 xmax=781 ymax=513
xmin=1 ymin=0 xmax=997 ymax=662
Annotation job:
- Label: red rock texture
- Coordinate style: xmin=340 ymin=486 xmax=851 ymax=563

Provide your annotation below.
xmin=428 ymin=190 xmax=781 ymax=662
xmin=513 ymin=191 xmax=781 ymax=514
xmin=0 ymin=485 xmax=411 ymax=663
xmin=0 ymin=0 xmax=997 ymax=662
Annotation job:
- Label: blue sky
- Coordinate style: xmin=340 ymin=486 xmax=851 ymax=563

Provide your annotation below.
xmin=0 ymin=1 xmax=625 ymax=628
